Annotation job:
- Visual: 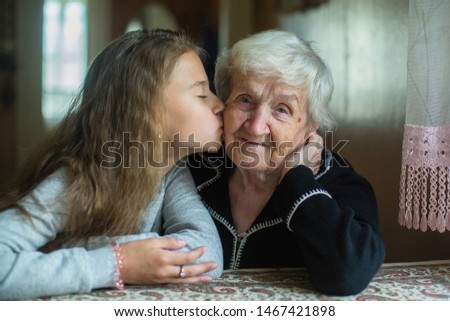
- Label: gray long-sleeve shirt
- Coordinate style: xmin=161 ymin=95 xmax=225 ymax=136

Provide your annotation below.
xmin=0 ymin=165 xmax=223 ymax=300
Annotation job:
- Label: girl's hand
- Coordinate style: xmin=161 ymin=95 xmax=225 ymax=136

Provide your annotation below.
xmin=119 ymin=237 xmax=217 ymax=284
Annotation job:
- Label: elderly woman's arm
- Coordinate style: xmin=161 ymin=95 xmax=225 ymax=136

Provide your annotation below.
xmin=272 ymin=153 xmax=385 ymax=296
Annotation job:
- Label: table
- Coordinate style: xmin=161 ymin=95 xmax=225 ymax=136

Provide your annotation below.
xmin=40 ymin=260 xmax=450 ymax=301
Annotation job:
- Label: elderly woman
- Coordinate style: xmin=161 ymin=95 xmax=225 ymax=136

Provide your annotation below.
xmin=189 ymin=30 xmax=385 ymax=296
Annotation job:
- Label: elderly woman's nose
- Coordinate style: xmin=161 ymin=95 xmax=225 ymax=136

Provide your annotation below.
xmin=244 ymin=110 xmax=270 ymax=135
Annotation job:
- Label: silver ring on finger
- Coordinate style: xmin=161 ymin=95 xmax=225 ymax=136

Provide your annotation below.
xmin=179 ymin=265 xmax=186 ymax=278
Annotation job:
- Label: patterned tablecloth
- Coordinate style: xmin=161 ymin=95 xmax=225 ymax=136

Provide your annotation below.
xmin=41 ymin=260 xmax=450 ymax=301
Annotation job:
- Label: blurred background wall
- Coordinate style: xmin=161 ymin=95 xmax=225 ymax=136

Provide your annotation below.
xmin=1 ymin=0 xmax=449 ymax=263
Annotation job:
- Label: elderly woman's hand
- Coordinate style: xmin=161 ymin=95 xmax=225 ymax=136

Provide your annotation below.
xmin=280 ymin=133 xmax=323 ymax=181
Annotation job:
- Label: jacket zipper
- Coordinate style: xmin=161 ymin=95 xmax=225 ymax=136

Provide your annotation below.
xmin=231 ymin=232 xmax=248 ymax=269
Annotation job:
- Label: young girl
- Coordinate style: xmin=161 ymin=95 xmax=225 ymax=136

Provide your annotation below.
xmin=0 ymin=29 xmax=224 ymax=300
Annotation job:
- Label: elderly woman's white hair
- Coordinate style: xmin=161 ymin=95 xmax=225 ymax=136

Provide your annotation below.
xmin=214 ymin=29 xmax=336 ymax=130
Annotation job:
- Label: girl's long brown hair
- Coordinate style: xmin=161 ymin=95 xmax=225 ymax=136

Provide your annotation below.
xmin=0 ymin=29 xmax=204 ymax=243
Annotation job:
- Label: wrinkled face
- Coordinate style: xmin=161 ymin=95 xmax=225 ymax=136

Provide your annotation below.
xmin=223 ymin=71 xmax=315 ymax=173
xmin=164 ymin=51 xmax=224 ymax=155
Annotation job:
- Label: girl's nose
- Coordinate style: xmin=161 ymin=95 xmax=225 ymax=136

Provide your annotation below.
xmin=213 ymin=95 xmax=225 ymax=116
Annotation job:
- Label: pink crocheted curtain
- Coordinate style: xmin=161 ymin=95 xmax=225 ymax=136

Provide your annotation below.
xmin=399 ymin=0 xmax=450 ymax=232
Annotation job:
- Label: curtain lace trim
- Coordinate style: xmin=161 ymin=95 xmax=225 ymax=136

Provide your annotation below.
xmin=399 ymin=125 xmax=450 ymax=232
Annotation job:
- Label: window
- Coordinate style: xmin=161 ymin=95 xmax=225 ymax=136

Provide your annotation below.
xmin=42 ymin=0 xmax=88 ymax=125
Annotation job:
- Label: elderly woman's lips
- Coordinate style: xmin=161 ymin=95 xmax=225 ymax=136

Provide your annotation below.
xmin=241 ymin=138 xmax=268 ymax=147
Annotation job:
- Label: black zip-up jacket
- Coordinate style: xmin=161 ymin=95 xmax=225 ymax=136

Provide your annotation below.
xmin=188 ymin=149 xmax=385 ymax=296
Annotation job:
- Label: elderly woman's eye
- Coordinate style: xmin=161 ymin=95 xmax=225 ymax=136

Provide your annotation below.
xmin=236 ymin=95 xmax=251 ymax=104
xmin=276 ymin=105 xmax=290 ymax=114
